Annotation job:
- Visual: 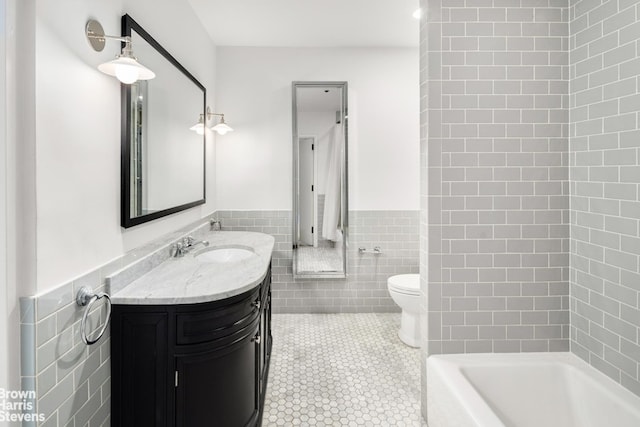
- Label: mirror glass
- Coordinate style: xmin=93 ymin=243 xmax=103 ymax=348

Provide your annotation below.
xmin=292 ymin=82 xmax=348 ymax=278
xmin=122 ymin=15 xmax=206 ymax=228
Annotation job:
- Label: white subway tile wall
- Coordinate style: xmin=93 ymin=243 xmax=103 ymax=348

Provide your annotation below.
xmin=215 ymin=210 xmax=419 ymax=313
xmin=569 ymin=0 xmax=640 ymax=396
xmin=424 ymin=0 xmax=571 ymax=357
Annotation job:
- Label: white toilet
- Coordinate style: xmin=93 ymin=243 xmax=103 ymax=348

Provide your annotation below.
xmin=387 ymin=274 xmax=421 ymax=347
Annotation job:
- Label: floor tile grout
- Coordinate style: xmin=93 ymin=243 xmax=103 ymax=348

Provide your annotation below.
xmin=263 ymin=313 xmax=427 ymax=426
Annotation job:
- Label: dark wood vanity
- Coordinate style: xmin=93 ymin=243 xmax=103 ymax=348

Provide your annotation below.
xmin=110 ymin=267 xmax=272 ymax=426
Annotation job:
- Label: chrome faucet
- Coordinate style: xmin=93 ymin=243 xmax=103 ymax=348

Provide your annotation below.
xmin=171 ymin=241 xmax=186 ymax=257
xmin=210 ymin=218 xmax=222 ymax=231
xmin=172 ymin=236 xmax=210 ymax=257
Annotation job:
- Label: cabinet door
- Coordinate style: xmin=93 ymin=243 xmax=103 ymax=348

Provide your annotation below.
xmin=111 ymin=311 xmax=169 ymax=427
xmin=175 ymin=327 xmax=260 ymax=427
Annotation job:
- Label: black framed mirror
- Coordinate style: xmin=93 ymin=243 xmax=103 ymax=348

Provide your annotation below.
xmin=121 ymin=14 xmax=206 ymax=228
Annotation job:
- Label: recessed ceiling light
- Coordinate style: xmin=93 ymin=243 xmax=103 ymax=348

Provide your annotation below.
xmin=412 ymin=8 xmax=423 ymax=20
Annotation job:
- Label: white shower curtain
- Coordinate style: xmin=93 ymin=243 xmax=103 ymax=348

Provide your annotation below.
xmin=322 ymin=123 xmax=343 ymax=242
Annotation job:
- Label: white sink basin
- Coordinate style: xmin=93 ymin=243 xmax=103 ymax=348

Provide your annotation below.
xmin=195 ymin=247 xmax=256 ymax=263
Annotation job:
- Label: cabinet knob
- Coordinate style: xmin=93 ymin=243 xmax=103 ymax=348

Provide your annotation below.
xmin=253 ymin=334 xmax=261 ymax=344
xmin=252 ymin=300 xmax=261 ymax=310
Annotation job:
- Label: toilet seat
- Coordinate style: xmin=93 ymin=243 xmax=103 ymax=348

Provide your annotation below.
xmin=387 ymin=274 xmax=420 ymax=296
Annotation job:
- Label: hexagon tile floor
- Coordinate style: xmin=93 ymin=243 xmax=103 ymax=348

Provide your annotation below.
xmin=262 ymin=313 xmax=428 ymax=426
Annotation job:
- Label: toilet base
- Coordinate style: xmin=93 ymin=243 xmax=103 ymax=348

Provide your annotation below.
xmin=398 ymin=310 xmax=420 ymax=348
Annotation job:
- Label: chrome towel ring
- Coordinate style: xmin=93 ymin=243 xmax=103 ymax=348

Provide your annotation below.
xmin=76 ymin=287 xmax=112 ymax=345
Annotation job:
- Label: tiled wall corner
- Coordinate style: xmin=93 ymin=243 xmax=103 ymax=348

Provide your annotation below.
xmin=425 ymin=0 xmax=571 ymax=355
xmin=569 ymin=0 xmax=640 ymax=397
xmin=419 ymin=0 xmax=430 ymax=420
xmin=216 ymin=210 xmax=420 ymax=313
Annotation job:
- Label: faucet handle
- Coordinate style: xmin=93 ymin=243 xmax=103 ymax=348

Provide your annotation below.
xmin=183 ymin=236 xmax=195 ymax=246
xmin=172 ymin=242 xmax=185 ymax=257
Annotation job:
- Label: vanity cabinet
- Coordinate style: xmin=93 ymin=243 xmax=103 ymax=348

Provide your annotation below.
xmin=111 ymin=269 xmax=272 ymax=427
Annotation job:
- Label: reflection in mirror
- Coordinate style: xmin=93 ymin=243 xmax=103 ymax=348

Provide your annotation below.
xmin=292 ymin=82 xmax=348 ymax=278
xmin=122 ymin=15 xmax=206 ymax=228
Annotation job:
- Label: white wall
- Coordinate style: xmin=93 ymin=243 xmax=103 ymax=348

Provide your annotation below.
xmin=33 ymin=0 xmax=217 ymax=293
xmin=215 ymin=47 xmax=419 ymax=211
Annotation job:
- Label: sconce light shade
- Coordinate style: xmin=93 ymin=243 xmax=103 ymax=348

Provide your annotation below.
xmin=189 ymin=115 xmax=206 ymax=135
xmin=86 ymin=19 xmax=155 ymax=84
xmin=98 ymin=56 xmax=155 ymax=84
xmin=211 ymin=121 xmax=233 ymax=135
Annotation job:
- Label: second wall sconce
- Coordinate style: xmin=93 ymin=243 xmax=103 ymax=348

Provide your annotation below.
xmin=190 ymin=107 xmax=234 ymax=136
xmin=85 ymin=19 xmax=155 ymax=84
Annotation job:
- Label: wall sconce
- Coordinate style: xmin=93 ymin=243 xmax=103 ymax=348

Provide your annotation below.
xmin=210 ymin=115 xmax=233 ymax=135
xmin=189 ymin=114 xmax=207 ymax=135
xmin=190 ymin=107 xmax=234 ymax=136
xmin=85 ymin=19 xmax=155 ymax=84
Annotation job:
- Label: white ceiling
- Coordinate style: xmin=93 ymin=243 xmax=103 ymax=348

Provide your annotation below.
xmin=186 ymin=0 xmax=420 ymax=47
xmin=297 ymin=87 xmax=342 ymax=113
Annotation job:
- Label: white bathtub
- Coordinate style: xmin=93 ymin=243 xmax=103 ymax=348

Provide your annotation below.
xmin=427 ymin=352 xmax=640 ymax=427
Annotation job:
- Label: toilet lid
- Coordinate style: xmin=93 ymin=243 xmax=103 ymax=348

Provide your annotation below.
xmin=387 ymin=274 xmax=420 ymax=295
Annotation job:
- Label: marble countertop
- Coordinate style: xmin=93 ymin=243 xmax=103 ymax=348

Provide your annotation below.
xmin=110 ymin=231 xmax=275 ymax=305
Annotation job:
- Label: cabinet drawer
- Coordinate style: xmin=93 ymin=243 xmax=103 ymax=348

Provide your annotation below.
xmin=176 ymin=288 xmax=260 ymax=345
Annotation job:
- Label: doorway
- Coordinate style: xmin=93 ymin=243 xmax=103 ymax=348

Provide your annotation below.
xmin=298 ymin=136 xmax=316 ymax=247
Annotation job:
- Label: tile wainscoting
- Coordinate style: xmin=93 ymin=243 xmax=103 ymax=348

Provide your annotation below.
xmin=20 ymin=275 xmax=112 ymax=427
xmin=215 ymin=210 xmax=420 ymax=313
